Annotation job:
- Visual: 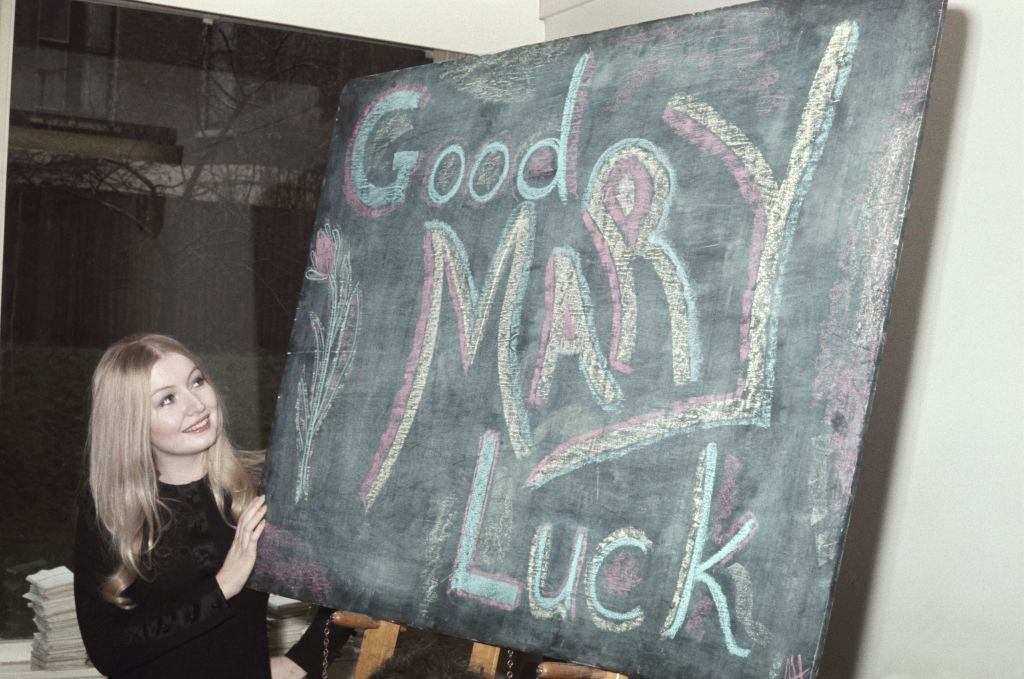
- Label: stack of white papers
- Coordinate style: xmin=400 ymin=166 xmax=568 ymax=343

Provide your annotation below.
xmin=266 ymin=595 xmax=315 ymax=657
xmin=23 ymin=566 xmax=91 ymax=671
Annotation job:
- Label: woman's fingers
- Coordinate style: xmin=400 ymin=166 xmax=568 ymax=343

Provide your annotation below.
xmin=238 ymin=496 xmax=266 ymax=532
xmin=252 ymin=517 xmax=266 ymax=543
xmin=244 ymin=515 xmax=266 ymax=547
xmin=232 ymin=497 xmax=267 ymax=553
xmin=247 ymin=504 xmax=267 ymax=533
xmin=241 ymin=495 xmax=265 ymax=522
xmin=242 ymin=495 xmax=266 ymax=523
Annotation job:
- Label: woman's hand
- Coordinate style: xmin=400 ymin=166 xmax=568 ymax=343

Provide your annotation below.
xmin=215 ymin=495 xmax=266 ymax=599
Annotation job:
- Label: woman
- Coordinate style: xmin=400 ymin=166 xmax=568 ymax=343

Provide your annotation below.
xmin=74 ymin=334 xmax=346 ymax=678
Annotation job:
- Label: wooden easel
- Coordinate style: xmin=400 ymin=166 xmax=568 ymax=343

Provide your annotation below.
xmin=330 ymin=613 xmax=626 ymax=679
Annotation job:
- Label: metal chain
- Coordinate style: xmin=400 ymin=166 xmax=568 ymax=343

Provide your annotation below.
xmin=321 ymin=615 xmax=332 ymax=679
xmin=505 ymin=648 xmax=515 ymax=679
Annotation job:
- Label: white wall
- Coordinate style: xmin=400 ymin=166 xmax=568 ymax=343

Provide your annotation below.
xmin=546 ymin=2 xmax=1024 ymax=679
xmin=542 ymin=0 xmax=747 ymax=38
xmin=132 ymin=0 xmax=544 ymax=54
xmin=0 ymin=0 xmax=14 ymax=317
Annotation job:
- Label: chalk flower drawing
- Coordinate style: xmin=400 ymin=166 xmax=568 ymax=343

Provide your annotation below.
xmin=294 ymin=225 xmax=360 ymax=502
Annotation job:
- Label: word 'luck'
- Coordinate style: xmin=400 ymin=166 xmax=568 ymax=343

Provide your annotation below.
xmin=450 ymin=433 xmax=757 ymax=657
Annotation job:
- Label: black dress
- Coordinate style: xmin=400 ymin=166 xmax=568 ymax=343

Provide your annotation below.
xmin=74 ymin=477 xmax=340 ymax=678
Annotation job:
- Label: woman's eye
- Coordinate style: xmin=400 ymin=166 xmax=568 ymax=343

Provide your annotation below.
xmin=192 ymin=375 xmax=206 ymax=388
xmin=159 ymin=394 xmax=174 ymax=407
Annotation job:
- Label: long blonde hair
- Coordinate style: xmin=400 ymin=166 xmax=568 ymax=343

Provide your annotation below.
xmin=87 ymin=334 xmax=260 ymax=607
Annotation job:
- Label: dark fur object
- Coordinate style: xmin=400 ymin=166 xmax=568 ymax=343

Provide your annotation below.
xmin=367 ymin=643 xmax=487 ymax=679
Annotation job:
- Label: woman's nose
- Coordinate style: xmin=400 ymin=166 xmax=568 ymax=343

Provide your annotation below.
xmin=184 ymin=390 xmax=207 ymax=413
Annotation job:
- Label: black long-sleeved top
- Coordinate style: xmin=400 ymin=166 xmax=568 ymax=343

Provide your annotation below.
xmin=73 ymin=477 xmax=335 ymax=678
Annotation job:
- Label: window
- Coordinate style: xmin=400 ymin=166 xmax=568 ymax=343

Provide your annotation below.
xmin=33 ymin=0 xmax=115 ymax=117
xmin=1 ymin=0 xmax=433 ymax=637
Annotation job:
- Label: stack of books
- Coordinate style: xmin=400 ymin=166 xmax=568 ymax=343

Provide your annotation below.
xmin=23 ymin=566 xmax=91 ymax=671
xmin=266 ymin=595 xmax=316 ymax=657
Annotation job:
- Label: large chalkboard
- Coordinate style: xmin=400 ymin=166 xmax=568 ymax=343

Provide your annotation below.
xmin=251 ymin=1 xmax=945 ymax=676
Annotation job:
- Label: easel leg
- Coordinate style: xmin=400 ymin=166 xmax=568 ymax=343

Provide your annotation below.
xmin=468 ymin=642 xmax=502 ymax=676
xmin=353 ymin=620 xmax=402 ymax=679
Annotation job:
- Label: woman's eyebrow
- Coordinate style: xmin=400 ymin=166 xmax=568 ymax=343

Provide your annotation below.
xmin=151 ymin=364 xmax=200 ymax=395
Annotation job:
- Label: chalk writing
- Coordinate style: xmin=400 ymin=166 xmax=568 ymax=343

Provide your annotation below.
xmin=516 ymin=52 xmax=592 ymax=202
xmin=343 ymin=86 xmax=428 ymax=217
xmin=450 ymin=430 xmax=523 ymax=610
xmin=662 ymin=443 xmax=756 ymax=657
xmin=528 ymin=524 xmax=588 ymax=620
xmin=530 ymin=247 xmax=622 ymax=411
xmin=585 ymin=528 xmax=652 ymax=632
xmin=447 ymin=436 xmax=758 ymax=652
xmin=360 ymin=205 xmax=536 ymax=509
xmin=427 ymin=142 xmax=466 ymax=205
xmin=468 ymin=141 xmax=512 ymax=204
xmin=582 ymin=139 xmax=700 ymax=384
xmin=785 ymin=654 xmax=810 ymax=679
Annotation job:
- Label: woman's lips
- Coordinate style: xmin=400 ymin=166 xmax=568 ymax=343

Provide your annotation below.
xmin=184 ymin=416 xmax=210 ymax=433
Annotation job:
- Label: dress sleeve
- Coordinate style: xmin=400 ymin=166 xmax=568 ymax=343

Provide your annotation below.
xmin=72 ymin=492 xmax=236 ymax=676
xmin=284 ymin=607 xmax=353 ymax=677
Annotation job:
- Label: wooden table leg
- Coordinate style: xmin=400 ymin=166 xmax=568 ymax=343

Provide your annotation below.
xmin=536 ymin=661 xmax=628 ymax=679
xmin=353 ymin=620 xmax=402 ymax=679
xmin=468 ymin=642 xmax=502 ymax=676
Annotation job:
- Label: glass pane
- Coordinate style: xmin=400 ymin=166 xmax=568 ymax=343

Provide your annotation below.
xmin=83 ymin=4 xmax=114 ymax=53
xmin=2 ymin=0 xmax=433 ymax=638
xmin=35 ymin=45 xmax=69 ymax=110
xmin=38 ymin=0 xmax=71 ymax=43
xmin=78 ymin=53 xmax=112 ymax=117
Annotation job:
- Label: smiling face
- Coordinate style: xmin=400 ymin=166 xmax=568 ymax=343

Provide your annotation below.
xmin=148 ymin=352 xmax=220 ymax=480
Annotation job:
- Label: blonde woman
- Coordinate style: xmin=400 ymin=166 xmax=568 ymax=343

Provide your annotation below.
xmin=74 ymin=334 xmax=348 ymax=678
